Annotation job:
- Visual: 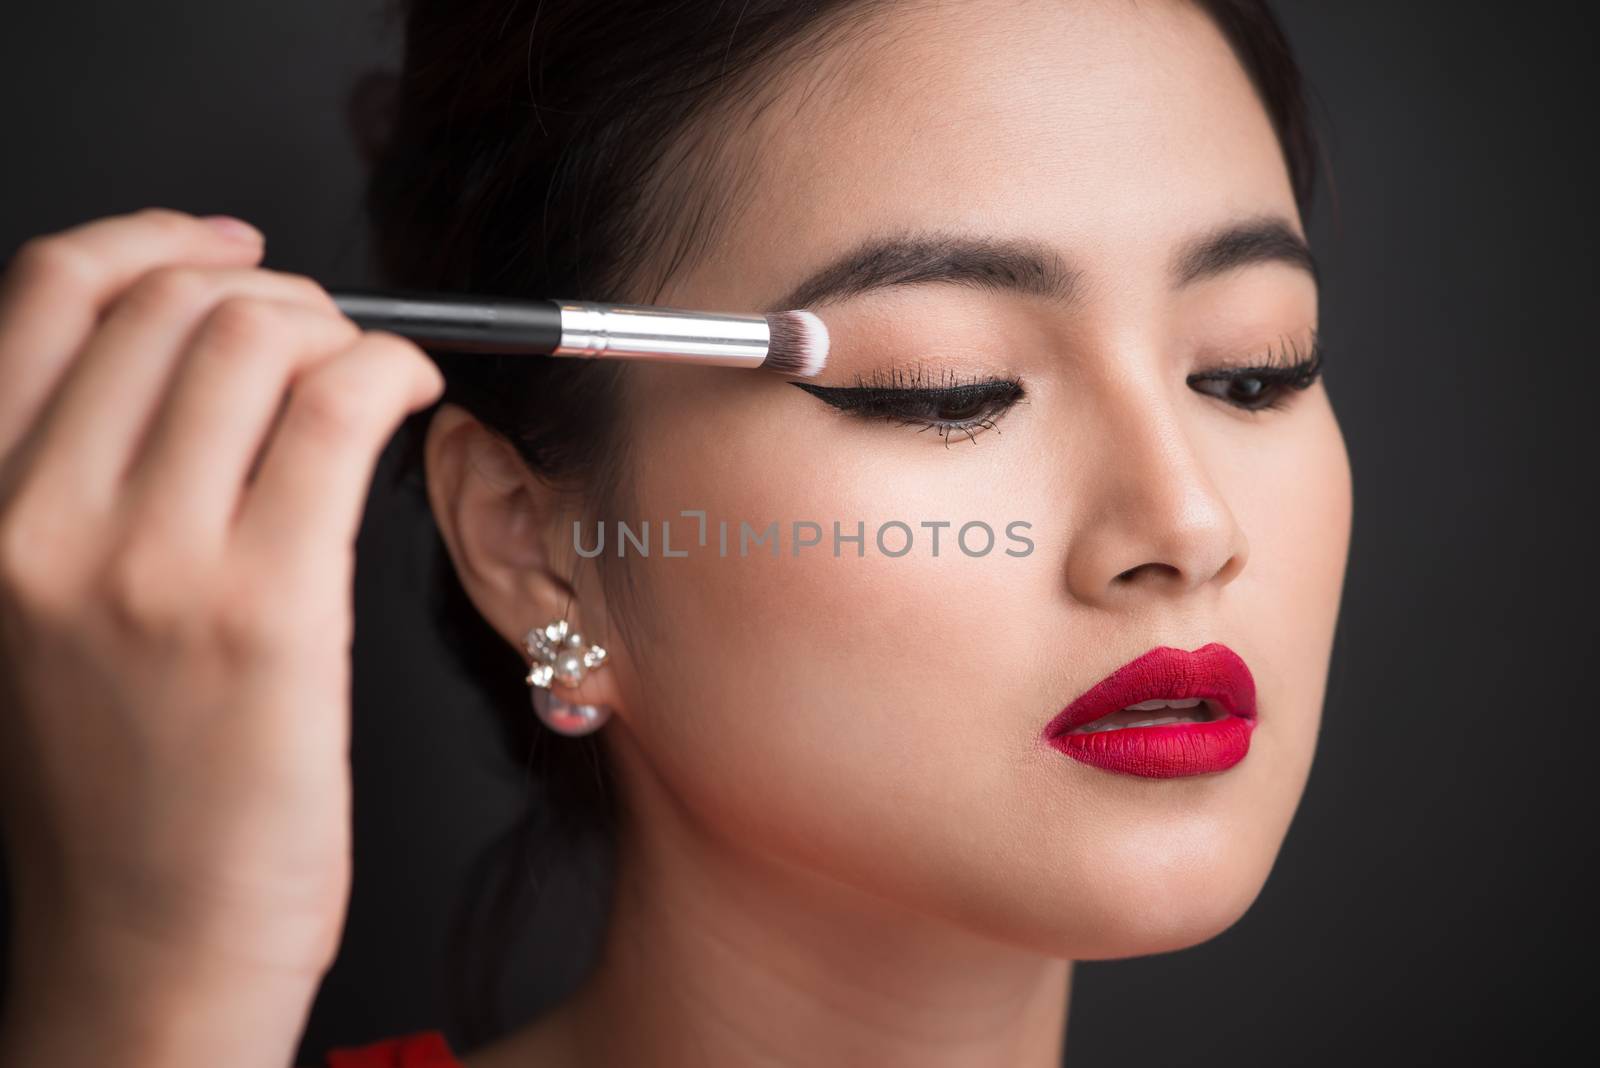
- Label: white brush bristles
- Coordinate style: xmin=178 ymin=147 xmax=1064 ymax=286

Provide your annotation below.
xmin=761 ymin=310 xmax=830 ymax=378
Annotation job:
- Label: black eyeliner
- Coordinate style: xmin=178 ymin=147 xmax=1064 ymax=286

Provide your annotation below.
xmin=790 ymin=367 xmax=1026 ymax=445
xmin=790 ymin=379 xmax=1025 ymax=411
xmin=790 ymin=365 xmax=1025 ymax=409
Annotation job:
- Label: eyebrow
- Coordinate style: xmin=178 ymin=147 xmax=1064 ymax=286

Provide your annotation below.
xmin=1171 ymin=216 xmax=1319 ymax=288
xmin=769 ymin=216 xmax=1317 ymax=311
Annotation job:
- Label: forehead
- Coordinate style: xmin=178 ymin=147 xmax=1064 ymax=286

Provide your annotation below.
xmin=653 ymin=0 xmax=1298 ymax=308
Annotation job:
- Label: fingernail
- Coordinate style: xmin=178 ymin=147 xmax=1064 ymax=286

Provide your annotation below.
xmin=200 ymin=214 xmax=264 ymax=243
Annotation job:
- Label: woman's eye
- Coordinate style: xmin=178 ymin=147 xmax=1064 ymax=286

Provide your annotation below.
xmin=926 ymin=389 xmax=1003 ymax=424
xmin=1188 ymin=340 xmax=1324 ymax=413
xmin=791 ymin=337 xmax=1321 ymax=441
xmin=1190 ymin=374 xmax=1292 ymax=410
xmin=793 ymin=378 xmax=1026 ymax=445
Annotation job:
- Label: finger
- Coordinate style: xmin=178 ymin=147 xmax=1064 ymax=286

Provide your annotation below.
xmin=21 ymin=266 xmax=340 ymax=516
xmin=0 ymin=208 xmax=266 ymax=463
xmin=234 ymin=333 xmax=442 ymax=590
xmin=124 ymin=298 xmax=364 ymax=556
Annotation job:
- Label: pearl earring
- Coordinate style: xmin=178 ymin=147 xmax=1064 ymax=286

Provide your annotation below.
xmin=524 ymin=618 xmax=611 ymax=736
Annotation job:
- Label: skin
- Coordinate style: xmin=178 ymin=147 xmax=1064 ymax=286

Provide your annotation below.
xmin=424 ymin=1 xmax=1352 ymax=1066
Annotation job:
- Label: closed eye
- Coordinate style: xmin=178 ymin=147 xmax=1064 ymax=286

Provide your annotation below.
xmin=1187 ymin=333 xmax=1324 ymax=413
xmin=790 ymin=331 xmax=1320 ymax=444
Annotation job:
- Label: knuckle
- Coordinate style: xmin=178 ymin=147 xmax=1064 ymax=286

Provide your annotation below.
xmin=0 ymin=512 xmax=68 ymax=610
xmin=201 ymin=296 xmax=284 ymax=352
xmin=12 ymin=234 xmax=97 ymax=289
xmin=288 ymin=376 xmax=372 ymax=441
xmin=363 ymin=331 xmax=440 ymax=386
xmin=315 ymin=305 xmax=361 ymax=348
xmin=212 ymin=575 xmax=292 ymax=653
xmin=0 ymin=513 xmax=35 ymax=582
xmin=102 ymin=541 xmax=187 ymax=632
xmin=270 ymin=270 xmax=338 ymax=311
xmin=362 ymin=330 xmax=426 ymax=363
xmin=125 ymin=264 xmax=213 ymax=318
xmin=133 ymin=206 xmax=196 ymax=236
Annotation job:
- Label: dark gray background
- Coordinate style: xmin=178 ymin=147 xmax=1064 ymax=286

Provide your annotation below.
xmin=0 ymin=2 xmax=1590 ymax=1065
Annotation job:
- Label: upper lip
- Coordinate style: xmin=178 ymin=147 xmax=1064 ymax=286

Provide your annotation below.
xmin=1043 ymin=643 xmax=1258 ymax=739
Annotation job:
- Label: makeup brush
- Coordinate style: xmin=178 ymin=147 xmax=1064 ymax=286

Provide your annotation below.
xmin=0 ymin=253 xmax=831 ymax=378
xmin=328 ymin=290 xmax=831 ymax=378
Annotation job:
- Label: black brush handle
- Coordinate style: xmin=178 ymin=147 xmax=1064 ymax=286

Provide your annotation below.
xmin=327 ymin=289 xmax=564 ymax=354
xmin=0 ymin=252 xmax=563 ymax=355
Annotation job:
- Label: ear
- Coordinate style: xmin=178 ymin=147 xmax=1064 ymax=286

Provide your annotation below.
xmin=421 ymin=402 xmax=626 ymax=713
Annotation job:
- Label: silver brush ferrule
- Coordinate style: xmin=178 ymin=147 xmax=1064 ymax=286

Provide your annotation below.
xmin=555 ymin=302 xmax=770 ymax=367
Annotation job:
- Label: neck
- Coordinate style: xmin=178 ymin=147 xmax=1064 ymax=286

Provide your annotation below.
xmin=530 ymin=728 xmax=1073 ymax=1068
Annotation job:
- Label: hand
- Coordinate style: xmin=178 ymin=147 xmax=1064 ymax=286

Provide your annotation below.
xmin=0 ymin=208 xmax=443 ymax=989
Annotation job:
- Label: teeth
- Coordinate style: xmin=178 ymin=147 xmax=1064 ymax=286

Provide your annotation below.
xmin=1066 ymin=699 xmax=1215 ymax=735
xmin=1123 ymin=697 xmax=1203 ymax=711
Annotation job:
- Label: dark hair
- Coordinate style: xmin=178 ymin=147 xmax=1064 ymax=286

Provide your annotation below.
xmin=350 ymin=0 xmax=1325 ymax=1048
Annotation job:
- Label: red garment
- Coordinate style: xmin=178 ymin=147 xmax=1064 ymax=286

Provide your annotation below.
xmin=323 ymin=1029 xmax=463 ymax=1067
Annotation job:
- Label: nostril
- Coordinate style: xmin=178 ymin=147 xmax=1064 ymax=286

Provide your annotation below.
xmin=1114 ymin=562 xmax=1178 ymax=583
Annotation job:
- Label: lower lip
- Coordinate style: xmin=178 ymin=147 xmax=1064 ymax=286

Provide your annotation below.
xmin=1047 ymin=715 xmax=1257 ymax=778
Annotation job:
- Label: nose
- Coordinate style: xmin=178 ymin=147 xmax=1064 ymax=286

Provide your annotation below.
xmin=1061 ymin=377 xmax=1249 ymax=608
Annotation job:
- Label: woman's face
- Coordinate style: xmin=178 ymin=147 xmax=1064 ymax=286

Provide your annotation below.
xmin=558 ymin=0 xmax=1349 ymax=958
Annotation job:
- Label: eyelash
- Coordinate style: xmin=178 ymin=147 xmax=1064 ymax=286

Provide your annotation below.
xmin=793 ymin=367 xmax=1027 ymax=446
xmin=793 ymin=334 xmax=1324 ymax=444
xmin=1186 ymin=333 xmax=1325 ymax=413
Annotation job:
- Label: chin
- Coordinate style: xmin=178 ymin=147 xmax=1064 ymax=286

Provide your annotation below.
xmin=1053 ymin=846 xmax=1276 ymax=961
xmin=956 ymin=819 xmax=1280 ymax=962
xmin=1074 ymin=887 xmax=1263 ymax=961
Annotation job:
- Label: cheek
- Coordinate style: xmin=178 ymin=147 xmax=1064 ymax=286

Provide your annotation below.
xmin=622 ymin=374 xmax=1038 ymax=680
xmin=1223 ymin=388 xmax=1352 ymax=771
xmin=1140 ymin=391 xmax=1353 ymax=933
xmin=612 ymin=388 xmax=1065 ymax=912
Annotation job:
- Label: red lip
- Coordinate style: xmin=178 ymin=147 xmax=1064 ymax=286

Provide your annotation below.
xmin=1042 ymin=643 xmax=1258 ymax=779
